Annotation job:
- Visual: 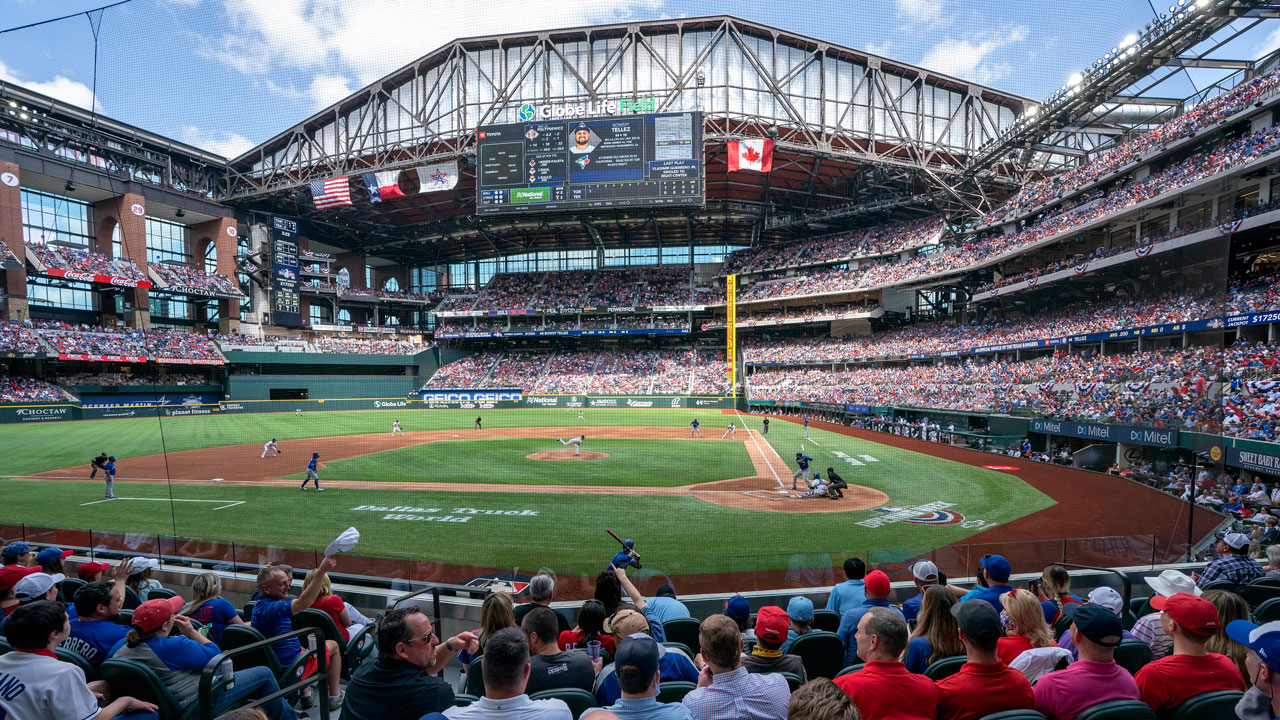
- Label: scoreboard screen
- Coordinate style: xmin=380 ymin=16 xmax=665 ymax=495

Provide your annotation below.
xmin=476 ymin=111 xmax=703 ymax=215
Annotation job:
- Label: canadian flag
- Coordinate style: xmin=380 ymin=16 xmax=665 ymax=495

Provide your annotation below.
xmin=728 ymin=139 xmax=774 ymax=173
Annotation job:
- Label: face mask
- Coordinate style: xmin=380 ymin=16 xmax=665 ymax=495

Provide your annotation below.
xmin=1000 ymin=612 xmax=1014 ymax=630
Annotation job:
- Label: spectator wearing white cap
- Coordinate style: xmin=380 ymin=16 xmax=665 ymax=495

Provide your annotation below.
xmin=14 ymin=572 xmax=64 ymax=606
xmin=126 ymin=557 xmax=164 ymax=601
xmin=1056 ymin=587 xmax=1137 ymax=660
xmin=1195 ymin=532 xmax=1264 ymax=588
xmin=902 ymin=560 xmax=939 ymax=623
xmin=1132 ymin=570 xmax=1200 ymax=659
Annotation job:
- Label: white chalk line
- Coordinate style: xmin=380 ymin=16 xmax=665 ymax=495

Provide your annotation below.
xmin=80 ymin=498 xmax=245 ymax=511
xmin=737 ymin=411 xmax=783 ymax=489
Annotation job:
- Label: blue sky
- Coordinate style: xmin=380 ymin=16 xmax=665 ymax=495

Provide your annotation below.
xmin=1 ymin=0 xmax=1278 ymax=158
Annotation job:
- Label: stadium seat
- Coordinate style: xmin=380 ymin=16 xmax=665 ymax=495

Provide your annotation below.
xmin=656 ymin=680 xmax=696 ymax=703
xmin=1249 ymin=576 xmax=1280 ymax=587
xmin=147 ymin=587 xmax=178 ymax=601
xmin=529 ymin=687 xmax=598 ymax=719
xmin=59 ymin=577 xmax=86 ymax=602
xmin=662 ymin=641 xmax=693 ymax=660
xmin=122 ymin=586 xmax=142 ymax=610
xmin=291 ymin=608 xmax=373 ymax=678
xmin=1053 ymin=614 xmax=1074 ymax=640
xmin=218 ymin=624 xmax=313 ymax=692
xmin=1074 ymin=700 xmax=1157 ymax=720
xmin=811 ymin=609 xmax=841 ymax=632
xmin=1112 ymin=639 xmax=1152 ymax=675
xmin=977 ymin=711 xmax=1047 ymax=720
xmin=1129 ymin=596 xmax=1153 ymax=618
xmin=1239 ymin=583 xmax=1280 ymax=609
xmin=56 ymin=646 xmax=98 ymax=681
xmin=787 ymin=631 xmax=844 ymax=679
xmin=835 ymin=663 xmax=864 ymax=677
xmin=112 ymin=610 xmax=134 ymax=627
xmin=100 ymin=657 xmax=196 ymax=720
xmin=0 ymin=638 xmax=11 ymax=654
xmin=778 ymin=671 xmax=804 ymax=691
xmin=1166 ymin=689 xmax=1245 ymax=720
xmin=462 ymin=656 xmax=486 ymax=697
xmin=923 ymin=655 xmax=967 ymax=681
xmin=1255 ymin=597 xmax=1280 ymax=623
xmin=662 ymin=618 xmax=701 ymax=658
xmin=453 ymin=693 xmax=479 ymax=707
xmin=1199 ymin=580 xmax=1237 ymax=594
xmin=241 ymin=601 xmax=255 ymax=622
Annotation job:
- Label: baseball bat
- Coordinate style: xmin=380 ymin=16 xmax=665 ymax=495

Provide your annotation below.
xmin=606 ymin=529 xmax=641 ymax=560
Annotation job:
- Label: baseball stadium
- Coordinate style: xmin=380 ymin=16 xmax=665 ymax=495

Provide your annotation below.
xmin=2 ymin=1 xmax=1280 ymax=718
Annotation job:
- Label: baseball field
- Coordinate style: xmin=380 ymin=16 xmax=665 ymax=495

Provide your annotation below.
xmin=0 ymin=406 xmax=1214 ymax=594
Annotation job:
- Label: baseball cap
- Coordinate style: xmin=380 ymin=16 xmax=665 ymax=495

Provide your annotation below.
xmin=979 ymin=554 xmax=1012 ymax=582
xmin=725 ymin=595 xmax=750 ymax=620
xmin=787 ymin=596 xmax=814 ymax=622
xmin=34 ymin=547 xmax=73 ymax=565
xmin=603 ymin=608 xmax=649 ymax=637
xmin=14 ymin=572 xmax=64 ymax=603
xmin=131 ymin=595 xmax=185 ymax=633
xmin=312 ymin=452 xmax=320 ymax=457
xmin=0 ymin=565 xmax=40 ymax=592
xmin=614 ymin=633 xmax=661 ymax=680
xmin=1227 ymin=620 xmax=1280 ymax=672
xmin=128 ymin=557 xmax=159 ymax=575
xmin=107 ymin=456 xmax=115 ymax=461
xmin=1151 ymin=593 xmax=1219 ymax=636
xmin=865 ymin=570 xmax=891 ymax=596
xmin=755 ymin=606 xmax=790 ymax=643
xmin=952 ymin=599 xmax=1002 ymax=643
xmin=1218 ymin=531 xmax=1251 ymax=550
xmin=912 ymin=561 xmax=939 ymax=583
xmin=1087 ymin=586 xmax=1124 ymax=615
xmin=77 ymin=561 xmax=110 ymax=580
xmin=1146 ymin=569 xmax=1202 ymax=597
xmin=2 ymin=541 xmax=30 ymax=559
xmin=1064 ymin=603 xmax=1124 ymax=647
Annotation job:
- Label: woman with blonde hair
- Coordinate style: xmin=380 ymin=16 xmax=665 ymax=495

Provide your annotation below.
xmin=458 ymin=590 xmax=516 ymax=668
xmin=1036 ymin=564 xmax=1082 ymax=625
xmin=903 ymin=585 xmax=964 ymax=673
xmin=181 ymin=572 xmax=244 ymax=645
xmin=997 ymin=587 xmax=1055 ymax=665
xmin=303 ymin=567 xmax=356 ymax=642
xmin=1202 ymin=589 xmax=1251 ymax=684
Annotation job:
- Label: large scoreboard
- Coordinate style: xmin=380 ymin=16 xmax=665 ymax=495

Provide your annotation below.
xmin=476 ymin=111 xmax=703 ymax=215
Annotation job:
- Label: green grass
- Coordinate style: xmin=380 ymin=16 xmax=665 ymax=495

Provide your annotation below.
xmin=279 ymin=438 xmax=756 ymax=486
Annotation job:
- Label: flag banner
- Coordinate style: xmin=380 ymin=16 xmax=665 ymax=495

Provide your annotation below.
xmin=1074 ymin=382 xmax=1098 ymax=394
xmin=987 ymin=287 xmax=999 ymax=298
xmin=311 ymin=178 xmax=352 ymax=209
xmin=362 ymin=171 xmax=406 ymax=203
xmin=1038 ymin=382 xmax=1056 ymax=393
xmin=728 ymin=139 xmax=774 ymax=172
xmin=1135 ymin=245 xmax=1153 ymax=258
xmin=1073 ymin=262 xmax=1089 ymax=274
xmin=1124 ymin=381 xmax=1152 ymax=392
xmin=1219 ymin=219 xmax=1243 ymax=235
xmin=415 ymin=162 xmax=459 ymax=193
xmin=1246 ymin=380 xmax=1280 ymax=393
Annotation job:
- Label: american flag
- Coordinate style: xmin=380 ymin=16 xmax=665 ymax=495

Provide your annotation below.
xmin=311 ymin=177 xmax=352 ymax=209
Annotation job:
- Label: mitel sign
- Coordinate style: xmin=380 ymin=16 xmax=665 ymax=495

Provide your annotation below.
xmin=516 ymin=97 xmax=657 ymax=121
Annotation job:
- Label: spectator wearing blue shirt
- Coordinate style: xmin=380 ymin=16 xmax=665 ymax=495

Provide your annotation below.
xmin=61 ymin=560 xmax=134 ymax=670
xmin=959 ymin=554 xmax=1015 ymax=611
xmin=251 ymin=557 xmax=344 ymax=709
xmin=180 ymin=573 xmax=244 ymax=646
xmin=780 ymin=597 xmax=814 ymax=654
xmin=902 ymin=560 xmax=939 ymax=623
xmin=903 ymin=585 xmax=965 ymax=673
xmin=587 ymin=634 xmax=692 ymax=720
xmin=646 ymin=585 xmax=692 ymax=625
xmin=837 ymin=570 xmax=904 ymax=665
xmin=825 ymin=558 xmax=867 ymax=616
xmin=110 ymin=595 xmax=297 ymax=719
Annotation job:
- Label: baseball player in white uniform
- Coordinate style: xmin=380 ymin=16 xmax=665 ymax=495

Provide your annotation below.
xmin=392 ymin=420 xmax=404 ymax=436
xmin=558 ymin=435 xmax=586 ymax=456
xmin=578 ymin=410 xmax=586 ymax=422
xmin=261 ymin=438 xmax=279 ymax=458
xmin=792 ymin=472 xmax=830 ymax=499
xmin=721 ymin=422 xmax=736 ymax=439
xmin=295 ymin=408 xmax=302 ymax=417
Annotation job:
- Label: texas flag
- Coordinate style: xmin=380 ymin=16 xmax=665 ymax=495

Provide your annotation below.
xmin=361 ymin=171 xmax=406 ymax=203
xmin=728 ymin=139 xmax=774 ymax=173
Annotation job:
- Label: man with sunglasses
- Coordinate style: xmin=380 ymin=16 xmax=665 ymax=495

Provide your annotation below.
xmin=341 ymin=606 xmax=480 ymax=720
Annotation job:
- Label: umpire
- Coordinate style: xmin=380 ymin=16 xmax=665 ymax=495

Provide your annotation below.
xmin=826 ymin=467 xmax=847 ymax=499
xmin=90 ymin=452 xmax=108 ymax=479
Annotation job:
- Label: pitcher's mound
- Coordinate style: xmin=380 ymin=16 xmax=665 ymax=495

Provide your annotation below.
xmin=526 ymin=450 xmax=610 ymax=461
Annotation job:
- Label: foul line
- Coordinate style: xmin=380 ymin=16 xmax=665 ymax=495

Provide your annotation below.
xmin=737 ymin=411 xmax=783 ymax=488
xmin=80 ymin=498 xmax=244 ymax=511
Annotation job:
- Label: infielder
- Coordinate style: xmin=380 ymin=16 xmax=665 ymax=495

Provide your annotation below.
xmin=803 ymin=417 xmax=810 ymax=440
xmin=792 ymin=452 xmax=814 ymax=490
xmin=301 ymin=452 xmax=324 ymax=491
xmin=721 ymin=422 xmax=736 ymax=439
xmin=578 ymin=410 xmax=586 ymax=422
xmin=90 ymin=452 xmax=108 ymax=479
xmin=690 ymin=419 xmax=703 ymax=438
xmin=103 ymin=456 xmax=117 ymax=500
xmin=558 ymin=435 xmax=586 ymax=456
xmin=295 ymin=408 xmax=302 ymax=417
xmin=475 ymin=416 xmax=482 ymax=430
xmin=792 ymin=473 xmax=830 ymax=499
xmin=261 ymin=438 xmax=280 ymax=458
xmin=392 ymin=420 xmax=404 ymax=436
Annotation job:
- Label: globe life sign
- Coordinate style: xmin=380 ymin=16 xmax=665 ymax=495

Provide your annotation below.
xmin=516 ymin=96 xmax=658 ymax=121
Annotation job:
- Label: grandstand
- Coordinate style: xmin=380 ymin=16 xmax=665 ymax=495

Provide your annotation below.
xmin=6 ymin=3 xmax=1280 ymax=719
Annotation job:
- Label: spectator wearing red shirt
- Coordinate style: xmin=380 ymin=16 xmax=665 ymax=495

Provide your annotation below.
xmin=934 ymin=600 xmax=1034 ymax=720
xmin=1133 ymin=593 xmax=1245 ymax=713
xmin=833 ymin=607 xmax=936 ymax=720
xmin=305 ymin=567 xmax=352 ymax=642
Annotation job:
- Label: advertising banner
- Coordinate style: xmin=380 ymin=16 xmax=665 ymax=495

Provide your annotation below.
xmin=726 ymin=274 xmax=737 ymax=398
xmin=420 ymin=388 xmax=524 ymax=409
xmin=80 ymin=393 xmax=223 ymax=409
xmin=45 ymin=268 xmax=152 ymax=289
xmin=1030 ymin=419 xmax=1178 ymax=447
xmin=270 ymin=215 xmax=302 ymax=327
xmin=156 ymin=357 xmax=225 ymax=366
xmin=434 ymin=328 xmax=688 ymax=339
xmin=1225 ymin=446 xmax=1280 ymax=474
xmin=58 ymin=353 xmax=149 ymax=363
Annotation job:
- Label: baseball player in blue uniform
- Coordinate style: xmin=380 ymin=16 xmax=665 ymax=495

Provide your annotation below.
xmin=792 ymin=452 xmax=813 ymax=490
xmin=690 ymin=419 xmax=703 ymax=438
xmin=610 ymin=539 xmax=641 ymax=570
xmin=103 ymin=456 xmax=117 ymax=500
xmin=803 ymin=417 xmax=810 ymax=440
xmin=301 ymin=452 xmax=323 ymax=491
xmin=792 ymin=472 xmax=830 ymax=499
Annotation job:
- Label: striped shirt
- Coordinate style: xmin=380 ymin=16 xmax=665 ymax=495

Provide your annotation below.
xmin=681 ymin=667 xmax=789 ymax=720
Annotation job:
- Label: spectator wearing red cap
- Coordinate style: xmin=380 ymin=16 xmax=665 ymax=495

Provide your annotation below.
xmin=1131 ymin=570 xmax=1200 ymax=659
xmin=740 ymin=606 xmax=806 ymax=680
xmin=934 ymin=600 xmax=1034 ymax=720
xmin=110 ymin=595 xmax=298 ymax=720
xmin=1195 ymin=532 xmax=1264 ymax=587
xmin=77 ymin=561 xmax=111 ymax=583
xmin=1033 ymin=603 xmax=1140 ymax=720
xmin=836 ymin=570 xmax=903 ymax=665
xmin=834 ymin=607 xmax=936 ymax=719
xmin=0 ymin=564 xmax=41 ymax=628
xmin=1133 ymin=593 xmax=1245 ymax=713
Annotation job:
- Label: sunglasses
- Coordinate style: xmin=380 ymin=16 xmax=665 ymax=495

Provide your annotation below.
xmin=407 ymin=630 xmax=438 ymax=646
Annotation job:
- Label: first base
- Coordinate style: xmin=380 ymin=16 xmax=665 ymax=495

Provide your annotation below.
xmin=212 ymin=478 xmax=224 ymax=482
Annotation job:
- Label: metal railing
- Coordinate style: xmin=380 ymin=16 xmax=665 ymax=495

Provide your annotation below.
xmin=197 ymin=627 xmax=328 ymax=720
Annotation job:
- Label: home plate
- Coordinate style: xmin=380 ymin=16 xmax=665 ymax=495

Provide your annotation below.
xmin=453 ymin=434 xmax=459 ymax=437
xmin=775 ymin=489 xmax=789 ymax=494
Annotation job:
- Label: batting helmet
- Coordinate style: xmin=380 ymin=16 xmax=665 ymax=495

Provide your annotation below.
xmin=312 ymin=452 xmax=320 ymax=457
xmin=623 ymin=539 xmax=635 ymax=549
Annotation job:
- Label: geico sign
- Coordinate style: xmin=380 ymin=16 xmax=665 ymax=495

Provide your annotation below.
xmin=423 ymin=392 xmax=520 ymax=402
xmin=375 ymin=400 xmax=407 ymax=408
xmin=16 ymin=407 xmax=67 ymax=416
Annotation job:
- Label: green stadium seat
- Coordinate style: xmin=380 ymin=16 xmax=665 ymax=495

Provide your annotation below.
xmin=1113 ymin=639 xmax=1152 ymax=675
xmin=291 ymin=608 xmax=374 ymax=678
xmin=923 ymin=655 xmax=967 ymax=681
xmin=453 ymin=693 xmax=479 ymax=707
xmin=146 ymin=587 xmax=179 ymax=601
xmin=56 ymin=646 xmax=98 ymax=681
xmin=787 ymin=631 xmax=844 ymax=680
xmin=811 ymin=609 xmax=841 ymax=633
xmin=1199 ymin=580 xmax=1237 ymax=594
xmin=462 ymin=655 xmax=486 ymax=697
xmin=0 ymin=638 xmax=11 ymax=654
xmin=529 ymin=687 xmax=598 ymax=719
xmin=656 ymin=680 xmax=696 ymax=703
xmin=977 ymin=711 xmax=1046 ymax=720
xmin=778 ymin=671 xmax=804 ymax=691
xmin=59 ymin=577 xmax=86 ymax=603
xmin=835 ymin=663 xmax=864 ymax=677
xmin=1167 ymin=689 xmax=1244 ymax=720
xmin=661 ymin=641 xmax=693 ymax=660
xmin=1239 ymin=583 xmax=1280 ymax=610
xmin=1053 ymin=614 xmax=1074 ymax=641
xmin=122 ymin=586 xmax=142 ymax=610
xmin=662 ymin=617 xmax=701 ymax=658
xmin=100 ymin=657 xmax=196 ymax=720
xmin=1074 ymin=700 xmax=1157 ymax=720
xmin=1249 ymin=576 xmax=1280 ymax=587
xmin=241 ymin=601 xmax=256 ymax=622
xmin=1255 ymin=597 xmax=1280 ymax=623
xmin=218 ymin=624 xmax=315 ymax=695
xmin=112 ymin=610 xmax=134 ymax=627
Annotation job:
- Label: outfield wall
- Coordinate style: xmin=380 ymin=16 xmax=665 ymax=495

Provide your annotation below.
xmin=227 ymin=374 xmax=420 ymax=400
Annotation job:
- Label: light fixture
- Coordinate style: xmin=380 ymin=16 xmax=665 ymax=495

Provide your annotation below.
xmin=64 ymin=181 xmax=76 ymax=193
xmin=175 ymin=208 xmax=186 ymax=218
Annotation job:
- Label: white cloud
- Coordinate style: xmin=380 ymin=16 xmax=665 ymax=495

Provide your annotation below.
xmin=0 ymin=61 xmax=100 ymax=111
xmin=180 ymin=125 xmax=255 ymax=158
xmin=918 ymin=26 xmax=1029 ymax=85
xmin=895 ymin=0 xmax=945 ymax=25
xmin=1255 ymin=24 xmax=1280 ymax=59
xmin=305 ymin=74 xmax=354 ymax=111
xmin=865 ymin=39 xmax=893 ymax=57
